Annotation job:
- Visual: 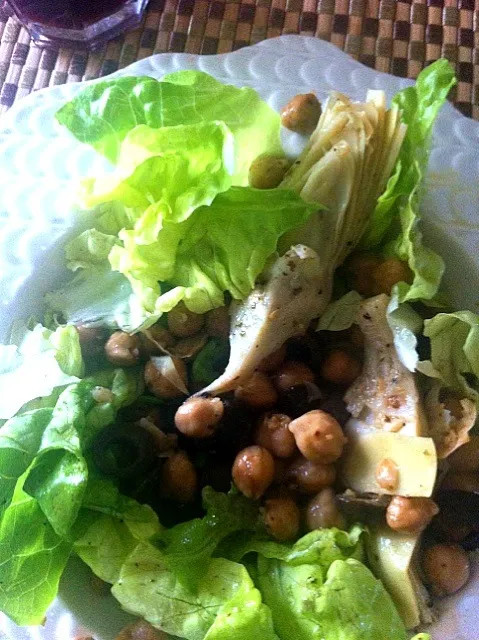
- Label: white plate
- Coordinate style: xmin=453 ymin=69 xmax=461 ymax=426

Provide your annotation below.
xmin=0 ymin=34 xmax=478 ymax=640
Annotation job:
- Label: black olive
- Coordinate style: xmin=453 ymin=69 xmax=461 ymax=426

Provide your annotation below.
xmin=320 ymin=390 xmax=350 ymax=426
xmin=277 ymin=382 xmax=322 ymax=418
xmin=176 ymin=393 xmax=256 ymax=456
xmin=91 ymin=423 xmax=157 ymax=478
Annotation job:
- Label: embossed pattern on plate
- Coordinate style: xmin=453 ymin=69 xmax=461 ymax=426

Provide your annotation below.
xmin=0 ymin=35 xmax=478 ymax=640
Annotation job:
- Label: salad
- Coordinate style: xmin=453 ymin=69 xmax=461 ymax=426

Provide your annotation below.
xmin=0 ymin=58 xmax=478 ymax=640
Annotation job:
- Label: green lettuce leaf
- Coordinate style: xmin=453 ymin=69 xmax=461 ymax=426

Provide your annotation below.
xmin=225 ymin=525 xmax=364 ymax=568
xmin=417 ymin=310 xmax=479 ymax=405
xmin=257 ymin=557 xmax=407 ymax=640
xmin=157 ymin=486 xmax=259 ymax=589
xmin=0 ymin=478 xmax=72 ymax=626
xmin=81 ymin=123 xmax=234 ymax=222
xmin=56 ymin=70 xmax=282 ymax=184
xmin=73 ymin=478 xmax=161 ymax=584
xmin=0 ymin=408 xmax=53 ymax=515
xmin=110 ymin=186 xmax=317 ymax=317
xmin=191 ymin=338 xmax=230 ymax=388
xmin=0 ymin=323 xmax=83 ymax=420
xmin=112 ymin=543 xmax=277 ymax=640
xmin=45 ymin=265 xmax=149 ymax=332
xmin=360 ymin=59 xmax=456 ymax=303
xmin=317 ymin=291 xmax=362 ymax=332
xmin=0 ymin=369 xmax=142 ymax=538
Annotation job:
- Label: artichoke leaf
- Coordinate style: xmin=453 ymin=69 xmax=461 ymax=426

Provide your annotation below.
xmin=345 ymin=294 xmax=428 ymax=436
xmin=368 ymin=526 xmax=433 ymax=630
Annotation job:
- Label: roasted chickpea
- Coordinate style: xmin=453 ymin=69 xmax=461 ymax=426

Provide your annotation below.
xmin=235 ymin=371 xmax=278 ymax=409
xmin=263 ymin=497 xmax=301 ymax=541
xmin=344 ymin=252 xmax=381 ymax=297
xmin=105 ymin=331 xmax=141 ymax=366
xmin=116 ymin=620 xmax=168 ymax=640
xmin=320 ymin=349 xmax=362 ymax=387
xmin=372 ymin=258 xmax=413 ymax=295
xmin=144 ymin=357 xmax=187 ymax=399
xmin=386 ymin=496 xmax=439 ymax=534
xmin=167 ymin=302 xmax=204 ymax=338
xmin=255 ymin=413 xmax=296 ymax=458
xmin=423 ymin=544 xmax=470 ymax=596
xmin=375 ymin=458 xmax=400 ymax=492
xmin=306 ymin=488 xmax=345 ymax=531
xmin=273 ymin=361 xmax=315 ymax=392
xmin=205 ymin=306 xmax=230 ymax=339
xmin=288 ymin=410 xmax=347 ymax=463
xmin=232 ymin=445 xmax=275 ymax=499
xmin=257 ymin=345 xmax=287 ymax=373
xmin=286 ymin=456 xmax=336 ymax=494
xmin=448 ymin=436 xmax=479 ymax=473
xmin=161 ymin=451 xmax=197 ymax=502
xmin=248 ymin=154 xmax=290 ymax=189
xmin=280 ymin=93 xmax=322 ymax=134
xmin=140 ymin=324 xmax=176 ymax=355
xmin=175 ymin=396 xmax=224 ymax=438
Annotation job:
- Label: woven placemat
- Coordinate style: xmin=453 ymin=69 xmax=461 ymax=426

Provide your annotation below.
xmin=0 ymin=0 xmax=477 ymax=119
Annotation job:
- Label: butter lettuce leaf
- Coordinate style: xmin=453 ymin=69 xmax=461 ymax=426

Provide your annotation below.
xmin=257 ymin=557 xmax=407 ymax=640
xmin=110 ymin=186 xmax=317 ymax=317
xmin=0 ymin=324 xmax=83 ymax=420
xmin=360 ymin=59 xmax=456 ymax=303
xmin=112 ymin=543 xmax=278 ymax=640
xmin=56 ymin=70 xmax=282 ymax=184
xmin=73 ymin=477 xmax=161 ymax=585
xmin=81 ymin=123 xmax=234 ymax=223
xmin=0 ymin=479 xmax=72 ymax=626
xmin=157 ymin=486 xmax=259 ymax=589
xmin=417 ymin=310 xmax=479 ymax=406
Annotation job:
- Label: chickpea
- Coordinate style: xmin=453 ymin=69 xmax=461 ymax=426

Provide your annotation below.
xmin=280 ymin=93 xmax=322 ymax=134
xmin=423 ymin=544 xmax=470 ymax=597
xmin=249 ymin=154 xmax=290 ymax=189
xmin=286 ymin=456 xmax=336 ymax=494
xmin=167 ymin=301 xmax=204 ymax=338
xmin=375 ymin=458 xmax=399 ymax=492
xmin=372 ymin=258 xmax=413 ymax=295
xmin=255 ymin=413 xmax=296 ymax=458
xmin=288 ymin=410 xmax=347 ymax=463
xmin=273 ymin=361 xmax=315 ymax=392
xmin=235 ymin=371 xmax=278 ymax=409
xmin=140 ymin=324 xmax=175 ymax=356
xmin=116 ymin=620 xmax=168 ymax=640
xmin=144 ymin=357 xmax=187 ymax=399
xmin=175 ymin=396 xmax=224 ymax=438
xmin=205 ymin=306 xmax=230 ymax=339
xmin=386 ymin=496 xmax=439 ymax=534
xmin=263 ymin=497 xmax=300 ymax=541
xmin=257 ymin=345 xmax=287 ymax=373
xmin=448 ymin=436 xmax=479 ymax=473
xmin=320 ymin=349 xmax=361 ymax=387
xmin=161 ymin=451 xmax=197 ymax=502
xmin=344 ymin=252 xmax=381 ymax=297
xmin=232 ymin=445 xmax=275 ymax=499
xmin=306 ymin=488 xmax=345 ymax=531
xmin=105 ymin=331 xmax=141 ymax=366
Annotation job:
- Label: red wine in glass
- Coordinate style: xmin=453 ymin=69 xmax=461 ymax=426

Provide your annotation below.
xmin=6 ymin=0 xmax=149 ymax=49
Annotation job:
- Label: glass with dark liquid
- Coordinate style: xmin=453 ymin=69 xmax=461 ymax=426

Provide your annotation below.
xmin=6 ymin=0 xmax=149 ymax=49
